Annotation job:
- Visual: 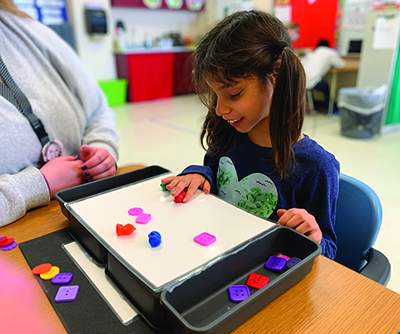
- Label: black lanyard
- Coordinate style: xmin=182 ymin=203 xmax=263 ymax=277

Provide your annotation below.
xmin=0 ymin=53 xmax=50 ymax=146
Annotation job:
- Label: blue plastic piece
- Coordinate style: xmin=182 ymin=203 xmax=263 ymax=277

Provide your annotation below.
xmin=148 ymin=231 xmax=162 ymax=247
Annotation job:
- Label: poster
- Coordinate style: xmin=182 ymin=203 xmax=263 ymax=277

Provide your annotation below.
xmin=373 ymin=14 xmax=400 ymax=50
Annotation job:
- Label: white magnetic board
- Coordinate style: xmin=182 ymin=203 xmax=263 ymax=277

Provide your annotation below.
xmin=68 ymin=174 xmax=275 ymax=290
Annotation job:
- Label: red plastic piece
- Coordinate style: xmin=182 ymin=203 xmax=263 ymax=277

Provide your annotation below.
xmin=116 ymin=223 xmax=136 ymax=236
xmin=0 ymin=236 xmax=6 ymax=244
xmin=174 ymin=190 xmax=186 ymax=203
xmin=246 ymin=272 xmax=269 ymax=290
xmin=0 ymin=237 xmax=14 ymax=247
xmin=32 ymin=263 xmax=52 ymax=275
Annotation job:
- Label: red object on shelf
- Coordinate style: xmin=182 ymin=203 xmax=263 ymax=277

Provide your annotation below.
xmin=174 ymin=52 xmax=195 ymax=95
xmin=127 ymin=53 xmax=175 ymax=102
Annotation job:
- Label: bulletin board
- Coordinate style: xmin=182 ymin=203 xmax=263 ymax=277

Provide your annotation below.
xmin=15 ymin=0 xmax=68 ymax=25
xmin=273 ymin=0 xmax=340 ymax=49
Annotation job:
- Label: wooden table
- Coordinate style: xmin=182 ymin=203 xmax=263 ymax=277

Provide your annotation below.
xmin=327 ymin=56 xmax=360 ymax=116
xmin=2 ymin=164 xmax=400 ymax=334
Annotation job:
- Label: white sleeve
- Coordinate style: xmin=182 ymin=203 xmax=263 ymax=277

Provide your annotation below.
xmin=33 ymin=25 xmax=119 ymax=162
xmin=0 ymin=167 xmax=50 ymax=227
xmin=330 ymin=51 xmax=346 ymax=69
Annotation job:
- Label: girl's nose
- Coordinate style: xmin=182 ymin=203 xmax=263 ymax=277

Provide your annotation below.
xmin=215 ymin=99 xmax=230 ymax=116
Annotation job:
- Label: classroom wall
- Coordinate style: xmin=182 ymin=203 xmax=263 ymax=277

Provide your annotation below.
xmin=67 ymin=0 xmax=116 ymax=80
xmin=67 ymin=0 xmax=272 ymax=81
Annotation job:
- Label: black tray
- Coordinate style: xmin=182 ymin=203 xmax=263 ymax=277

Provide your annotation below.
xmin=161 ymin=226 xmax=320 ymax=334
xmin=55 ymin=165 xmax=321 ymax=333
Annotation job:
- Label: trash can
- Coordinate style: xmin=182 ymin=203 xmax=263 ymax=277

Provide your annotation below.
xmin=337 ymin=85 xmax=387 ymax=138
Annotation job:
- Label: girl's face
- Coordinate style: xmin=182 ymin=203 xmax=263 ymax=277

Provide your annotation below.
xmin=207 ymin=75 xmax=274 ymax=147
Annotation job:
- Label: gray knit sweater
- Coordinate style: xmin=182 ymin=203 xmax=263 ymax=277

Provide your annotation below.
xmin=0 ymin=11 xmax=119 ymax=226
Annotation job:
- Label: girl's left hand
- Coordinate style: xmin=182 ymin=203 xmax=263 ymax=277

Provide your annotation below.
xmin=80 ymin=144 xmax=116 ymax=181
xmin=276 ymin=208 xmax=322 ymax=243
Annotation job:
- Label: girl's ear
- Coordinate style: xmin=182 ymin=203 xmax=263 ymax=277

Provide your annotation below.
xmin=271 ymin=59 xmax=282 ymax=87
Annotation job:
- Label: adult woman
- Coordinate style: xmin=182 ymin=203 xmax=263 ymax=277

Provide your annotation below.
xmin=0 ymin=1 xmax=119 ymax=226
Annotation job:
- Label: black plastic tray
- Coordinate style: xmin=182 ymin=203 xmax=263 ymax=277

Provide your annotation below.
xmin=55 ymin=165 xmax=321 ymax=333
xmin=161 ymin=226 xmax=320 ymax=334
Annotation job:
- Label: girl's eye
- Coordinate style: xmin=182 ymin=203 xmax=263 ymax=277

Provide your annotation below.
xmin=229 ymin=91 xmax=241 ymax=100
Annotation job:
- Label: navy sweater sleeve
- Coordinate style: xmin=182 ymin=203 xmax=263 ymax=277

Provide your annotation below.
xmin=299 ymin=158 xmax=340 ymax=259
xmin=178 ymin=153 xmax=216 ymax=189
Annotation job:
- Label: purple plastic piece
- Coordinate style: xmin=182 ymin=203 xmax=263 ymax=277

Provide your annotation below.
xmin=265 ymin=256 xmax=287 ymax=271
xmin=193 ymin=232 xmax=216 ymax=246
xmin=1 ymin=241 xmax=17 ymax=251
xmin=128 ymin=207 xmax=143 ymax=216
xmin=52 ymin=273 xmax=73 ymax=284
xmin=229 ymin=285 xmax=251 ymax=302
xmin=136 ymin=213 xmax=152 ymax=224
xmin=55 ymin=285 xmax=79 ymax=302
xmin=286 ymin=257 xmax=301 ymax=268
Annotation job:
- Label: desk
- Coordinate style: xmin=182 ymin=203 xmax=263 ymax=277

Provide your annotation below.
xmin=2 ymin=164 xmax=400 ymax=333
xmin=327 ymin=56 xmax=360 ymax=116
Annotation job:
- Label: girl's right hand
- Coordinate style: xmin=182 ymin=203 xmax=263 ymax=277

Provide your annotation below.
xmin=161 ymin=174 xmax=211 ymax=203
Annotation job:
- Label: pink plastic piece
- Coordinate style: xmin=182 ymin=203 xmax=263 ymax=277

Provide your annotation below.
xmin=277 ymin=255 xmax=290 ymax=261
xmin=136 ymin=213 xmax=152 ymax=224
xmin=194 ymin=232 xmax=216 ymax=246
xmin=128 ymin=207 xmax=143 ymax=216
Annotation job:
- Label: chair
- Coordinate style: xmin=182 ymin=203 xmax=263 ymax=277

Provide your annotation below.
xmin=306 ymin=89 xmax=317 ymax=114
xmin=334 ymin=174 xmax=391 ymax=285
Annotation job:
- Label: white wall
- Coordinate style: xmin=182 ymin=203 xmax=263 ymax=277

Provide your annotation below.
xmin=67 ymin=0 xmax=272 ymax=81
xmin=67 ymin=0 xmax=116 ymax=80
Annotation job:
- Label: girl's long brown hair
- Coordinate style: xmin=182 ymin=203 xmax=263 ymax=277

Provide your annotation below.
xmin=194 ymin=10 xmax=306 ymax=179
xmin=0 ymin=0 xmax=31 ymax=17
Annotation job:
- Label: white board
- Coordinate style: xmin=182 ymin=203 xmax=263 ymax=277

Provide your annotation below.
xmin=68 ymin=174 xmax=275 ymax=290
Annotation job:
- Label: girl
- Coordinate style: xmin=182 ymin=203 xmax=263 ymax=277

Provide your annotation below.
xmin=162 ymin=10 xmax=339 ymax=259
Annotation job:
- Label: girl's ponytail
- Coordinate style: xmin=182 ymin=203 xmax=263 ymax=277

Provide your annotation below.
xmin=269 ymin=46 xmax=306 ymax=178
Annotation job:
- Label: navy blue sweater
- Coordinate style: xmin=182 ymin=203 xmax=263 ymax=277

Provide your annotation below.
xmin=180 ymin=134 xmax=340 ymax=259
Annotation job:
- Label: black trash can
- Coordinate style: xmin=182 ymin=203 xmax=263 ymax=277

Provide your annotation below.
xmin=337 ymin=85 xmax=387 ymax=138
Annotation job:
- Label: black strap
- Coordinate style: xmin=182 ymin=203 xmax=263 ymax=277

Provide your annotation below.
xmin=0 ymin=53 xmax=50 ymax=146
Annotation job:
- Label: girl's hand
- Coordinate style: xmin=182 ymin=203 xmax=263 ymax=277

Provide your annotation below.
xmin=40 ymin=155 xmax=86 ymax=197
xmin=161 ymin=174 xmax=211 ymax=203
xmin=277 ymin=208 xmax=322 ymax=243
xmin=80 ymin=145 xmax=116 ymax=181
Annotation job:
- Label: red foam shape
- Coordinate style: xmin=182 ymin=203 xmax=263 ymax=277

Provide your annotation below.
xmin=116 ymin=223 xmax=136 ymax=236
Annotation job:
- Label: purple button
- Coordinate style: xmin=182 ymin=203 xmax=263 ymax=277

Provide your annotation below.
xmin=1 ymin=241 xmax=18 ymax=251
xmin=52 ymin=273 xmax=73 ymax=284
xmin=265 ymin=256 xmax=287 ymax=271
xmin=286 ymin=257 xmax=301 ymax=268
xmin=229 ymin=285 xmax=251 ymax=302
xmin=55 ymin=285 xmax=79 ymax=302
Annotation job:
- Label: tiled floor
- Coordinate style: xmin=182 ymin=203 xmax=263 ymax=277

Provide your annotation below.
xmin=112 ymin=94 xmax=400 ymax=294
